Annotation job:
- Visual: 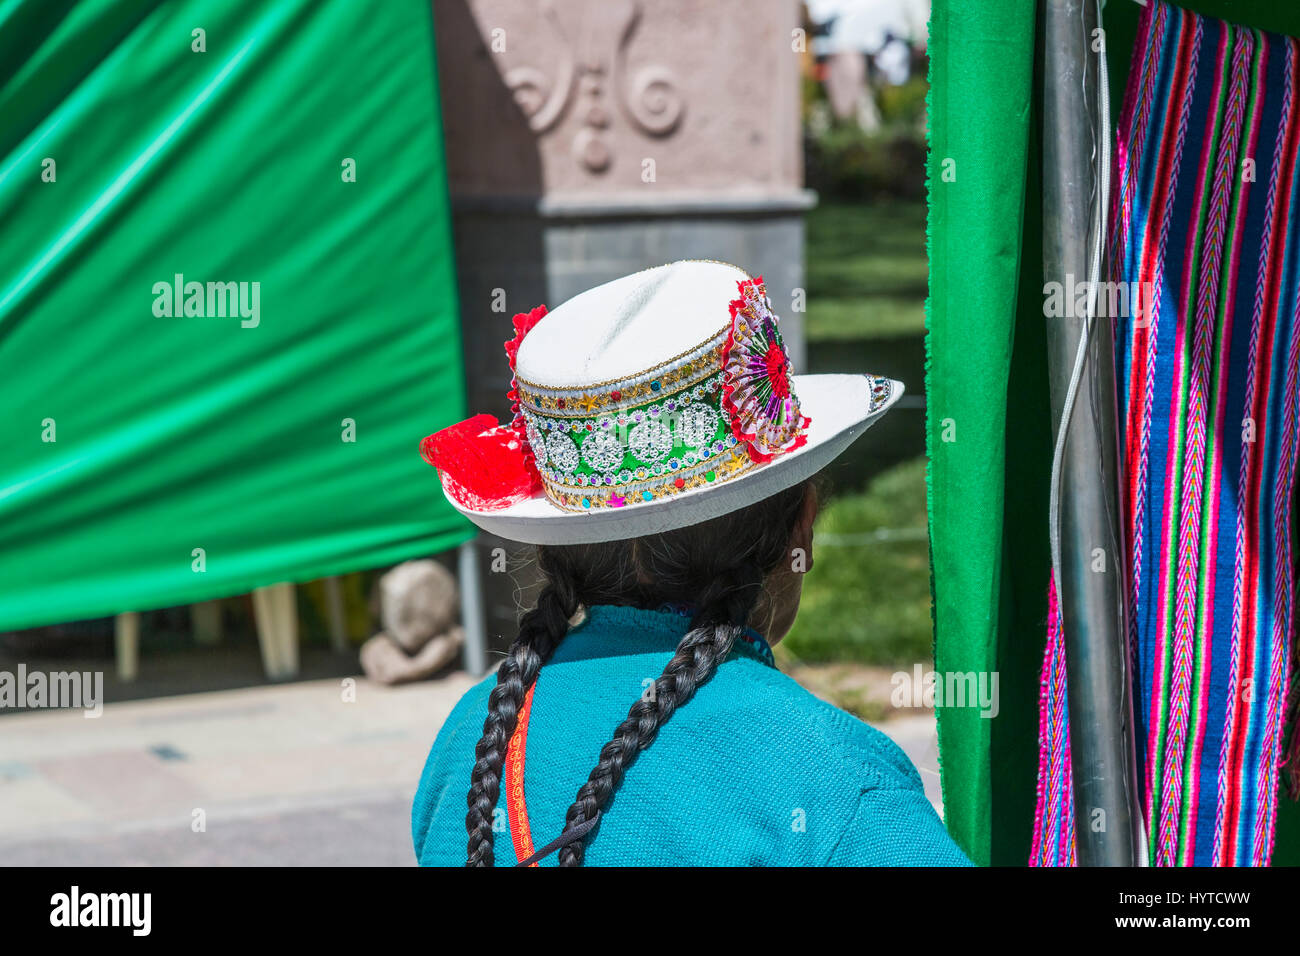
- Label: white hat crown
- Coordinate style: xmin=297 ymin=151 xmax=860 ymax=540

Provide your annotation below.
xmin=515 ymin=261 xmax=745 ymax=390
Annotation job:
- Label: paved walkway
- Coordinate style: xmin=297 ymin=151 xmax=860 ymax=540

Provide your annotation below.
xmin=0 ymin=673 xmax=941 ymax=865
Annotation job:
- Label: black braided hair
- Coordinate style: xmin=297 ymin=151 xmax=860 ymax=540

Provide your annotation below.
xmin=554 ymin=558 xmax=764 ymax=865
xmin=464 ymin=561 xmax=577 ymax=866
xmin=463 ymin=477 xmax=815 ymax=866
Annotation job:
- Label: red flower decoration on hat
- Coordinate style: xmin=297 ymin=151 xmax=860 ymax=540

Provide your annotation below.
xmin=420 ymin=414 xmax=543 ymax=511
xmin=504 ymin=305 xmax=548 ymax=372
xmin=503 ymin=305 xmax=548 ymax=479
xmin=420 ymin=306 xmax=550 ymax=510
xmin=720 ymin=277 xmax=810 ymax=463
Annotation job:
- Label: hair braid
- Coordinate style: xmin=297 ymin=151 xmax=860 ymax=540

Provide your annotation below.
xmin=464 ymin=571 xmax=577 ymax=866
xmin=555 ymin=557 xmax=766 ymax=866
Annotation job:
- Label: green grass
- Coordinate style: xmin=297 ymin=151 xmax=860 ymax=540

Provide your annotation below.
xmin=804 ymin=200 xmax=927 ymax=341
xmin=780 ymin=456 xmax=932 ymax=666
xmin=779 ymin=200 xmax=933 ymax=672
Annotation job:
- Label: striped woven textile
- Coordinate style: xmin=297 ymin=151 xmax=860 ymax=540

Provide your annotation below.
xmin=1030 ymin=582 xmax=1077 ymax=866
xmin=1031 ymin=0 xmax=1300 ymax=867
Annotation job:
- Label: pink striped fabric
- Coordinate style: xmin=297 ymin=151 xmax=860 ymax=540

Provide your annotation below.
xmin=1031 ymin=0 xmax=1300 ymax=867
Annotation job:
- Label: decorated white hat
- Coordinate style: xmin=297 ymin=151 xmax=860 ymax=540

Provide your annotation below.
xmin=421 ymin=260 xmax=901 ymax=545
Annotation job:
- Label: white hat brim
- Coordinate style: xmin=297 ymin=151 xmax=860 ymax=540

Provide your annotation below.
xmin=442 ymin=373 xmax=903 ymax=545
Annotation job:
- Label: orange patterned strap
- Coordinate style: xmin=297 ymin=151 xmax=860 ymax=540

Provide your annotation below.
xmin=504 ymin=682 xmax=538 ymax=866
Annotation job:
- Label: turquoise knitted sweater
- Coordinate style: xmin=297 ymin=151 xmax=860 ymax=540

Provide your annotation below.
xmin=412 ymin=604 xmax=971 ymax=866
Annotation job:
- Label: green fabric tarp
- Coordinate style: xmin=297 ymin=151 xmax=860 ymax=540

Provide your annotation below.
xmin=0 ymin=0 xmax=469 ymax=630
xmin=928 ymin=0 xmax=1300 ymax=866
xmin=927 ymin=0 xmax=1044 ymax=868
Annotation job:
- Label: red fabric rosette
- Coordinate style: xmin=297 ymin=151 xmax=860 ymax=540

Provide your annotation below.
xmin=720 ymin=277 xmax=810 ymax=463
xmin=417 ymin=305 xmax=551 ymax=511
xmin=420 ymin=414 xmax=542 ymax=511
xmin=504 ymin=305 xmax=548 ymax=475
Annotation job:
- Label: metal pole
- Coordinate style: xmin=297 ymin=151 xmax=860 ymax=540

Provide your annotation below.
xmin=458 ymin=537 xmax=489 ymax=676
xmin=1042 ymin=0 xmax=1142 ymax=865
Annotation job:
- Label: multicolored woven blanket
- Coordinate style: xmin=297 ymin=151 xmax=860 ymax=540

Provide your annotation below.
xmin=1032 ymin=0 xmax=1300 ymax=867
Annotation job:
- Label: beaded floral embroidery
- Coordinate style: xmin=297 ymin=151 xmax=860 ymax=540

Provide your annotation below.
xmin=522 ymin=376 xmax=732 ymax=482
xmin=512 ymin=326 xmax=748 ymax=510
xmin=720 ymin=277 xmax=810 ymax=463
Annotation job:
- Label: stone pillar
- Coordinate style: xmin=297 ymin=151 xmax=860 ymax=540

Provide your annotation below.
xmin=433 ymin=0 xmax=811 ymax=648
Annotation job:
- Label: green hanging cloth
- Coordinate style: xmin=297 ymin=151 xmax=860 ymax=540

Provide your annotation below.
xmin=0 ymin=0 xmax=469 ymax=629
xmin=927 ymin=0 xmax=1047 ymax=867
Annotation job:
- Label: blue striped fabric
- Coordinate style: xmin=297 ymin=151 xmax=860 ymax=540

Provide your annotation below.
xmin=1033 ymin=0 xmax=1300 ymax=866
